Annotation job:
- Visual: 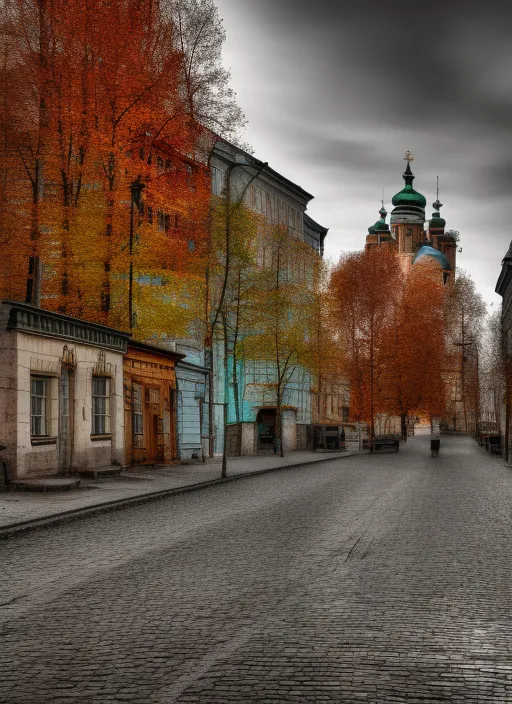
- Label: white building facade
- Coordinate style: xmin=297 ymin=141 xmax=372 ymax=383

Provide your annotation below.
xmin=0 ymin=301 xmax=129 ymax=482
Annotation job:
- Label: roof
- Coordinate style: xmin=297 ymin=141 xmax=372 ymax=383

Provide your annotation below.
xmin=391 ymin=163 xmax=427 ymax=210
xmin=2 ymin=300 xmax=131 ymax=353
xmin=412 ymin=245 xmax=451 ymax=270
xmin=127 ymin=339 xmax=185 ymax=361
xmin=304 ymin=213 xmax=329 ymax=237
xmin=212 ymin=138 xmax=314 ymax=205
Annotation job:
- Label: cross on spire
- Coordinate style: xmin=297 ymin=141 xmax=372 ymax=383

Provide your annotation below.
xmin=403 ymin=150 xmax=414 ymax=164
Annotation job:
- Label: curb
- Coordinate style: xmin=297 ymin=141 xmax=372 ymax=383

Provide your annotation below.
xmin=0 ymin=452 xmax=362 ymax=540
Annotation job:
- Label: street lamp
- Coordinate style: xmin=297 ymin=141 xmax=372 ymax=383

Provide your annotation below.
xmin=129 ymin=177 xmax=145 ymax=330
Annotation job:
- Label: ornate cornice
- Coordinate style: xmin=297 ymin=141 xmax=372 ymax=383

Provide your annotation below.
xmin=2 ymin=300 xmax=130 ymax=353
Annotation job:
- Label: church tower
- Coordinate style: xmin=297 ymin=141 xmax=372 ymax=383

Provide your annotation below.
xmin=427 ymin=181 xmax=458 ymax=274
xmin=365 ymin=202 xmax=394 ymax=249
xmin=365 ymin=152 xmax=459 ymax=282
xmin=390 ymin=151 xmax=427 ymax=269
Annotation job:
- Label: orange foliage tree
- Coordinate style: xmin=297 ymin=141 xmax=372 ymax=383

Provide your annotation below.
xmin=378 ymin=262 xmax=448 ymax=440
xmin=330 ymin=247 xmax=401 ymax=444
xmin=330 ymin=248 xmax=450 ymax=444
xmin=0 ymin=0 xmax=241 ymax=340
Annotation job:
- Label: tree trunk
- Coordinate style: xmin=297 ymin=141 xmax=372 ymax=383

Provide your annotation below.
xmin=401 ymin=413 xmax=407 ymax=443
xmin=275 ymin=384 xmax=284 ymax=458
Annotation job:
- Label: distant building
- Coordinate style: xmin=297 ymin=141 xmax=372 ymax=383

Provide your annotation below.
xmin=365 ymin=153 xmax=458 ymax=282
xmin=364 ymin=153 xmax=462 ymax=432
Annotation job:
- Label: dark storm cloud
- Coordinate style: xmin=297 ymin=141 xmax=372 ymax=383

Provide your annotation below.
xmin=217 ymin=0 xmax=512 ymax=302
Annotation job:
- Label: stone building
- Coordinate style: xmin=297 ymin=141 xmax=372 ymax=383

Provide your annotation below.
xmin=0 ymin=300 xmax=129 ymax=482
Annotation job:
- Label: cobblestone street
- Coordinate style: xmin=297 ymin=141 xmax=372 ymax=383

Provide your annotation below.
xmin=1 ymin=433 xmax=512 ymax=703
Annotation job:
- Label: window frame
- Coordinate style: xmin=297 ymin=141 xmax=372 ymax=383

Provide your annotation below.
xmin=132 ymin=383 xmax=144 ymax=436
xmin=91 ymin=376 xmax=111 ymax=437
xmin=30 ymin=375 xmax=51 ymax=437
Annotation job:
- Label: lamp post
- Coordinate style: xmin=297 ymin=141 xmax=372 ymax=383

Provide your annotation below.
xmin=129 ymin=177 xmax=145 ymax=330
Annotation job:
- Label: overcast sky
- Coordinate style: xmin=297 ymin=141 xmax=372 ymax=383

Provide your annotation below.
xmin=215 ymin=0 xmax=512 ymax=307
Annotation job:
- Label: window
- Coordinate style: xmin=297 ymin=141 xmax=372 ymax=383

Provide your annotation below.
xmin=211 ymin=166 xmax=226 ymax=196
xmin=92 ymin=377 xmax=110 ymax=435
xmin=31 ymin=376 xmax=51 ymax=436
xmin=133 ymin=383 xmax=144 ymax=435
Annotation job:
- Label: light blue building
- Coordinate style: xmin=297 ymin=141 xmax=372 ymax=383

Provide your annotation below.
xmin=210 ymin=139 xmax=328 ymax=456
xmin=175 ymin=342 xmax=209 ymax=461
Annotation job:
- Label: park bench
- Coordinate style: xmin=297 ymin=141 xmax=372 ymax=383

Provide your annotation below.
xmin=371 ymin=435 xmax=400 ymax=452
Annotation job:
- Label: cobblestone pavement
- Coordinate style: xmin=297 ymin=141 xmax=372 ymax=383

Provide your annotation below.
xmin=1 ymin=434 xmax=512 ymax=703
xmin=0 ymin=449 xmax=357 ymax=530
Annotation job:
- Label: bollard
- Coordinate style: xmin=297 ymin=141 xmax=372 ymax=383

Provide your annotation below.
xmin=431 ymin=438 xmax=440 ymax=458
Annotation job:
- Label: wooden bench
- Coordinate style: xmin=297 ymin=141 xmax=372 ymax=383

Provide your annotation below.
xmin=371 ymin=436 xmax=400 ymax=452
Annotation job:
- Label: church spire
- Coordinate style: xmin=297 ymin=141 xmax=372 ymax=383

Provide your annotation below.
xmin=429 ymin=176 xmax=446 ymax=231
xmin=402 ymin=150 xmax=415 ymax=187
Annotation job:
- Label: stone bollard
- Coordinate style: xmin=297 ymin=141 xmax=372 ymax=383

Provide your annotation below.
xmin=431 ymin=438 xmax=440 ymax=458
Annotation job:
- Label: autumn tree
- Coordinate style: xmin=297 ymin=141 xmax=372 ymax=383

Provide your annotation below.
xmin=480 ymin=309 xmax=504 ymax=419
xmin=0 ymin=0 xmax=242 ymax=343
xmin=205 ymin=161 xmax=263 ymax=471
xmin=378 ymin=262 xmax=448 ymax=440
xmin=170 ymin=0 xmax=246 ymax=144
xmin=239 ymin=226 xmax=317 ymax=457
xmin=306 ymin=255 xmax=347 ymax=424
xmin=445 ymin=270 xmax=487 ymax=433
xmin=330 ymin=247 xmax=401 ymax=446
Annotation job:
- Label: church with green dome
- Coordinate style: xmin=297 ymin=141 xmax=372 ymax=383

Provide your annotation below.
xmin=365 ymin=152 xmax=458 ymax=281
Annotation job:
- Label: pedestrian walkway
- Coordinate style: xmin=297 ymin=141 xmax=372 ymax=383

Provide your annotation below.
xmin=0 ymin=449 xmax=360 ymax=536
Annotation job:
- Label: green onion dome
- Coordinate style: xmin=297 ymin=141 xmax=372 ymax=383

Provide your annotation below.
xmin=368 ymin=204 xmax=390 ymax=235
xmin=413 ymin=244 xmax=451 ymax=270
xmin=390 ymin=162 xmax=426 ymax=225
xmin=429 ymin=198 xmax=446 ymax=230
xmin=391 ymin=163 xmax=427 ymax=208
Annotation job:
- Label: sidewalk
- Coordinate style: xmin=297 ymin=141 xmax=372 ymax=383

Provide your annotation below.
xmin=0 ymin=449 xmax=362 ymax=537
